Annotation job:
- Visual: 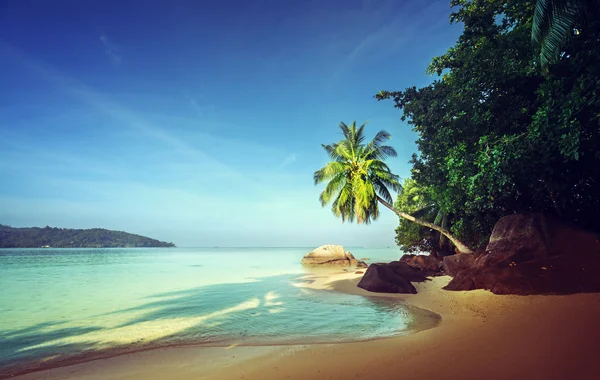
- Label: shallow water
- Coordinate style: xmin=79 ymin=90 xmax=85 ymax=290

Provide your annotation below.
xmin=0 ymin=247 xmax=439 ymax=376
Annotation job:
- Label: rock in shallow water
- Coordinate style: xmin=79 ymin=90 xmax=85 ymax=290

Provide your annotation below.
xmin=357 ymin=261 xmax=429 ymax=294
xmin=301 ymin=245 xmax=363 ymax=267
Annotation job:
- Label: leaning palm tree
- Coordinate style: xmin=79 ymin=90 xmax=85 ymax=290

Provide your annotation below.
xmin=532 ymin=0 xmax=598 ymax=66
xmin=314 ymin=121 xmax=472 ymax=254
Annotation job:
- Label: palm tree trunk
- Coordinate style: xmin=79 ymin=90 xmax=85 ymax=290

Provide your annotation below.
xmin=377 ymin=196 xmax=473 ymax=254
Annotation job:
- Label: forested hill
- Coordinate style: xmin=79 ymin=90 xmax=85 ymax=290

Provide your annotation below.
xmin=0 ymin=225 xmax=176 ymax=248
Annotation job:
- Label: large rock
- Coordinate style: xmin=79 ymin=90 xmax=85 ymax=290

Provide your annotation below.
xmin=443 ymin=253 xmax=477 ymax=277
xmin=301 ymin=245 xmax=361 ymax=267
xmin=399 ymin=253 xmax=444 ymax=276
xmin=447 ymin=255 xmax=600 ymax=295
xmin=357 ymin=261 xmax=429 ymax=294
xmin=481 ymin=213 xmax=555 ymax=267
xmin=444 ymin=213 xmax=600 ymax=295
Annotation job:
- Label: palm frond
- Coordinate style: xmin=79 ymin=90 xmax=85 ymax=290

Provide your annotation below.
xmin=315 ymin=122 xmax=401 ymax=224
xmin=364 ymin=130 xmax=395 ymax=159
xmin=362 ymin=196 xmax=379 ymax=224
xmin=319 ymin=173 xmax=347 ymax=206
xmin=371 ymin=170 xmax=402 ymax=193
xmin=532 ymin=0 xmax=558 ymax=45
xmin=339 ymin=122 xmax=352 ymax=141
xmin=540 ymin=5 xmax=579 ymax=65
xmin=354 ymin=179 xmax=376 ymax=224
xmin=366 ymin=145 xmax=398 ymax=161
xmin=532 ymin=0 xmax=585 ymax=66
xmin=378 ymin=145 xmax=398 ymax=158
xmin=313 ymin=161 xmax=346 ymax=184
xmin=333 ymin=183 xmax=355 ymax=223
xmin=372 ymin=178 xmax=394 ymax=204
xmin=334 ymin=140 xmax=354 ymax=161
xmin=322 ymin=144 xmax=344 ymax=162
xmin=355 ymin=122 xmax=367 ymax=146
xmin=366 ymin=160 xmax=393 ymax=173
xmin=370 ymin=130 xmax=392 ymax=148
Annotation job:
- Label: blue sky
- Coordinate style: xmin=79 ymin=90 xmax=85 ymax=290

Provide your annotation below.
xmin=0 ymin=0 xmax=461 ymax=247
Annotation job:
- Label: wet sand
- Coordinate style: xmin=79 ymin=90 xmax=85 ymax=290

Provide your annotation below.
xmin=10 ymin=274 xmax=600 ymax=380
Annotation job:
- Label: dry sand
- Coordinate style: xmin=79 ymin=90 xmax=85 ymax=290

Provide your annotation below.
xmin=11 ymin=273 xmax=600 ymax=380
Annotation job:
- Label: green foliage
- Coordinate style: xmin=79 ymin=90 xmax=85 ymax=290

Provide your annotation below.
xmin=394 ymin=178 xmax=433 ymax=215
xmin=394 ymin=179 xmax=436 ymax=253
xmin=393 ymin=179 xmax=453 ymax=254
xmin=532 ymin=0 xmax=599 ymax=66
xmin=314 ymin=121 xmax=402 ymax=224
xmin=377 ymin=0 xmax=600 ymax=250
xmin=0 ymin=225 xmax=176 ymax=248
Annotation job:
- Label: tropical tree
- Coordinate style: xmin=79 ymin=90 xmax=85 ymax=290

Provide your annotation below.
xmin=532 ymin=0 xmax=599 ymax=66
xmin=394 ymin=178 xmax=453 ymax=255
xmin=378 ymin=0 xmax=600 ymax=248
xmin=313 ymin=121 xmax=473 ymax=254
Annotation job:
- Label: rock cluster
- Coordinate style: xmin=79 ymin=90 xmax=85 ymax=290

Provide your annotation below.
xmin=329 ymin=213 xmax=600 ymax=296
xmin=443 ymin=252 xmax=478 ymax=277
xmin=444 ymin=213 xmax=600 ymax=295
xmin=399 ymin=253 xmax=444 ymax=276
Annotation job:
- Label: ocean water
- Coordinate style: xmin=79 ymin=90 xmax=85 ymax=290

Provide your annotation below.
xmin=0 ymin=247 xmax=439 ymax=376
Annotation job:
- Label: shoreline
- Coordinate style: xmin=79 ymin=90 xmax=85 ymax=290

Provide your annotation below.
xmin=9 ymin=272 xmax=600 ymax=380
xmin=0 ymin=270 xmax=436 ymax=379
xmin=0 ymin=269 xmax=440 ymax=380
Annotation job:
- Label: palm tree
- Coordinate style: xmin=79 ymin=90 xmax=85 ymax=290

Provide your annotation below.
xmin=532 ymin=0 xmax=598 ymax=66
xmin=314 ymin=121 xmax=473 ymax=254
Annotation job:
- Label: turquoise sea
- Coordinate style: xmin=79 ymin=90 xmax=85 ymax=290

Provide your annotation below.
xmin=0 ymin=247 xmax=439 ymax=377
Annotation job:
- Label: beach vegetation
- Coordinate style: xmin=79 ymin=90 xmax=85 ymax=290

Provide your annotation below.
xmin=376 ymin=0 xmax=600 ymax=251
xmin=314 ymin=122 xmax=472 ymax=254
xmin=393 ymin=179 xmax=453 ymax=255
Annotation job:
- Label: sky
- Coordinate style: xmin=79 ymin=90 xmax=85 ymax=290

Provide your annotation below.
xmin=0 ymin=0 xmax=462 ymax=247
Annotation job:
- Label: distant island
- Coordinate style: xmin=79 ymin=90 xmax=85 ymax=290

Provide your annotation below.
xmin=0 ymin=225 xmax=176 ymax=248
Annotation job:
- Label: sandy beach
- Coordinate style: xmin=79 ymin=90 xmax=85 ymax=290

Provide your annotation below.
xmin=11 ymin=272 xmax=600 ymax=380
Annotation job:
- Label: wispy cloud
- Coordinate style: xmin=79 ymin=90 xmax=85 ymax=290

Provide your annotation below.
xmin=0 ymin=137 xmax=125 ymax=179
xmin=99 ymin=33 xmax=122 ymax=67
xmin=277 ymin=153 xmax=297 ymax=170
xmin=330 ymin=0 xmax=444 ymax=81
xmin=1 ymin=41 xmax=267 ymax=195
xmin=184 ymin=92 xmax=216 ymax=118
